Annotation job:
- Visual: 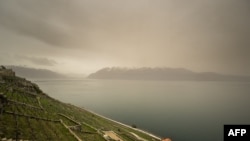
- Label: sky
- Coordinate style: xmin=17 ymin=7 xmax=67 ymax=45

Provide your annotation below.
xmin=0 ymin=0 xmax=250 ymax=75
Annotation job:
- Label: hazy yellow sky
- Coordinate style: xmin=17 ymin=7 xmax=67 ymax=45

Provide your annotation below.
xmin=0 ymin=0 xmax=250 ymax=75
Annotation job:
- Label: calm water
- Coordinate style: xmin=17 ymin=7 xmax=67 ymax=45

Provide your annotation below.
xmin=34 ymin=79 xmax=250 ymax=141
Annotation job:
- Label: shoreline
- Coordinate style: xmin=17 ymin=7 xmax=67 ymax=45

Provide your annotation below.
xmin=42 ymin=91 xmax=162 ymax=140
xmin=83 ymin=108 xmax=162 ymax=141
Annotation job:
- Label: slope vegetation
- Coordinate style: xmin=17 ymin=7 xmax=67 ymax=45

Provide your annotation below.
xmin=0 ymin=67 xmax=160 ymax=141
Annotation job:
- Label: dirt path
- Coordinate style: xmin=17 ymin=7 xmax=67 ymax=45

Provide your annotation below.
xmin=103 ymin=131 xmax=124 ymax=141
xmin=130 ymin=132 xmax=148 ymax=141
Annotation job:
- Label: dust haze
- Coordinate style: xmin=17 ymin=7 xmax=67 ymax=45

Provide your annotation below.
xmin=0 ymin=0 xmax=250 ymax=75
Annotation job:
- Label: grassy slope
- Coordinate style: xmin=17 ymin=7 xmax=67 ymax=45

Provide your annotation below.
xmin=0 ymin=75 xmax=160 ymax=141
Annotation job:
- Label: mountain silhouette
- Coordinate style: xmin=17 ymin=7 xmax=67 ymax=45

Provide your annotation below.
xmin=88 ymin=67 xmax=250 ymax=81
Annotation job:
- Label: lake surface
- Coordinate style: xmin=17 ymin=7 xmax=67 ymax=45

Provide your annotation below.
xmin=34 ymin=79 xmax=250 ymax=141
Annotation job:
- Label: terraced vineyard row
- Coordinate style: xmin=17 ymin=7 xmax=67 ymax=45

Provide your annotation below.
xmin=0 ymin=76 xmax=105 ymax=141
xmin=0 ymin=68 xmax=161 ymax=141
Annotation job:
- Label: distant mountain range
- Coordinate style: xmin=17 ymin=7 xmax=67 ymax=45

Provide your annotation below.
xmin=88 ymin=67 xmax=250 ymax=81
xmin=6 ymin=66 xmax=67 ymax=79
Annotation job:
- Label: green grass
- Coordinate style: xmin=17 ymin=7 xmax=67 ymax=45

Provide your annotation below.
xmin=0 ymin=75 xmax=160 ymax=141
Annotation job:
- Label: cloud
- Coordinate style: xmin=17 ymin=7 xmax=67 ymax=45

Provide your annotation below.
xmin=16 ymin=55 xmax=57 ymax=66
xmin=0 ymin=0 xmax=250 ymax=75
xmin=0 ymin=0 xmax=72 ymax=46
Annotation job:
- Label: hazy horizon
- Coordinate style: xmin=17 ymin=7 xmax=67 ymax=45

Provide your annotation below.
xmin=1 ymin=0 xmax=250 ymax=75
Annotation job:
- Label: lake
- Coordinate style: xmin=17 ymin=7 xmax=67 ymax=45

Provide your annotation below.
xmin=34 ymin=79 xmax=250 ymax=141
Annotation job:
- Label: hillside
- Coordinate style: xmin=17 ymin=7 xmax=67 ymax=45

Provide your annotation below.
xmin=6 ymin=66 xmax=67 ymax=79
xmin=0 ymin=66 xmax=161 ymax=141
xmin=88 ymin=67 xmax=250 ymax=81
